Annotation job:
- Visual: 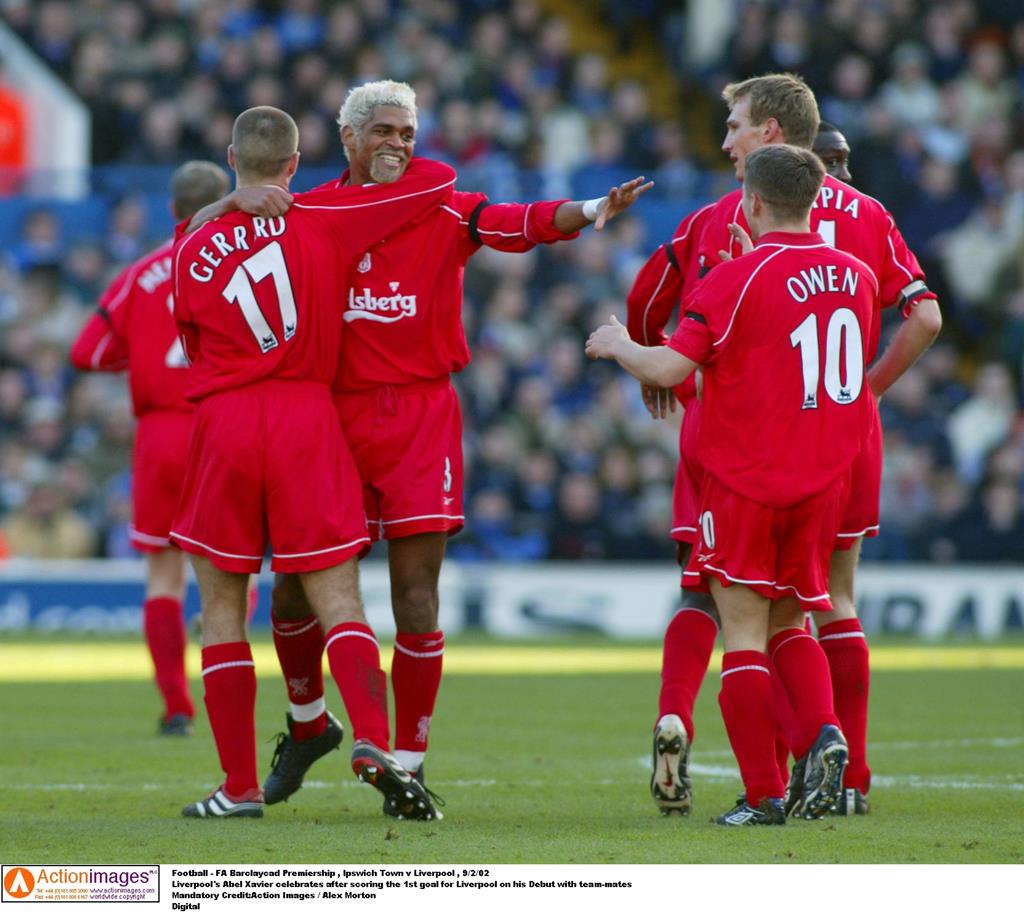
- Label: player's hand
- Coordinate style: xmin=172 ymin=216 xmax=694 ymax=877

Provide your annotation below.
xmin=585 ymin=314 xmax=630 ymax=359
xmin=595 ymin=177 xmax=655 ymax=231
xmin=718 ymin=222 xmax=754 ymax=261
xmin=641 ymin=383 xmax=676 ymax=419
xmin=231 ymin=185 xmax=294 ymax=218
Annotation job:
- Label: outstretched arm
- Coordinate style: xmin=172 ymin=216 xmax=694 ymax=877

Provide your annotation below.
xmin=554 ymin=176 xmax=654 ymax=234
xmin=586 ymin=314 xmax=697 ymax=388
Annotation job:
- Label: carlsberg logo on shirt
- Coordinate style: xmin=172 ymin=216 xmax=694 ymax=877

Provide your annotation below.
xmin=345 ymin=281 xmax=418 ymax=323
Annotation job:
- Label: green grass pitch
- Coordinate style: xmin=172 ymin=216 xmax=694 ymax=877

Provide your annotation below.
xmin=1 ymin=636 xmax=1022 ymax=865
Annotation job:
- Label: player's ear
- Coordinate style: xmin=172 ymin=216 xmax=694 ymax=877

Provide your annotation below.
xmin=227 ymin=144 xmax=236 ymax=170
xmin=749 ymin=191 xmax=763 ymax=218
xmin=763 ymin=117 xmax=781 ymax=143
xmin=340 ymin=125 xmax=356 ymax=154
xmin=286 ymin=151 xmax=300 ymax=178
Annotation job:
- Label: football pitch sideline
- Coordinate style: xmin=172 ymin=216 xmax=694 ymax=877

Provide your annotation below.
xmin=1 ymin=638 xmax=1022 ymax=866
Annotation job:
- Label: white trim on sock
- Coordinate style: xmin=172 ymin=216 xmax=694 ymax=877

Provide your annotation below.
xmin=290 ymin=697 xmax=326 ymax=723
xmin=394 ymin=750 xmax=424 ymax=773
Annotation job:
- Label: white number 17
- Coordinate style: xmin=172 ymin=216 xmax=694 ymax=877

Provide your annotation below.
xmin=221 ymin=242 xmax=297 ymax=353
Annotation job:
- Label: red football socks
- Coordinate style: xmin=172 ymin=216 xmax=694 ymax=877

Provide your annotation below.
xmin=770 ymin=663 xmax=796 ymax=785
xmin=769 ymin=628 xmax=840 ymax=759
xmin=718 ymin=650 xmax=785 ymax=807
xmin=392 ymin=630 xmax=444 ymax=756
xmin=658 ymin=606 xmax=718 ymax=741
xmin=325 ymin=622 xmax=390 ymax=750
xmin=819 ymin=618 xmax=871 ymax=792
xmin=272 ymin=612 xmax=327 ymax=741
xmin=201 ymin=641 xmax=258 ymax=797
xmin=143 ymin=596 xmax=193 ymax=721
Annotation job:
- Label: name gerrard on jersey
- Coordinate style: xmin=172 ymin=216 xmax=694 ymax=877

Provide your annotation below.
xmin=345 ymin=281 xmax=418 ymax=323
xmin=186 ymin=217 xmax=286 ymax=282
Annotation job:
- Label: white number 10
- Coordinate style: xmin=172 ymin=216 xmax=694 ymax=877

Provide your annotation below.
xmin=221 ymin=242 xmax=297 ymax=353
xmin=789 ymin=308 xmax=864 ymax=409
xmin=818 ymin=219 xmax=836 ymax=247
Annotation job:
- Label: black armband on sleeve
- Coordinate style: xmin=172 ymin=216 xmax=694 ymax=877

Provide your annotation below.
xmin=664 ymin=242 xmax=680 ymax=273
xmin=897 ymin=279 xmax=931 ymax=311
xmin=467 ymin=201 xmax=491 ymax=245
xmin=684 ymin=311 xmax=707 ymax=325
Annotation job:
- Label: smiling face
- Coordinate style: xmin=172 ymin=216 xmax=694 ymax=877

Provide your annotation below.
xmin=342 ymin=105 xmax=416 ymax=184
xmin=722 ymin=95 xmax=775 ymax=181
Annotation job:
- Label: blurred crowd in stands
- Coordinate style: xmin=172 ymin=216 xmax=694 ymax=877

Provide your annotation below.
xmin=0 ymin=0 xmax=1022 ymax=563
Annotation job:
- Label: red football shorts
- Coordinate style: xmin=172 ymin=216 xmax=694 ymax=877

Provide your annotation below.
xmin=131 ymin=410 xmax=193 ymax=552
xmin=334 ymin=379 xmax=464 ymax=542
xmin=682 ymin=472 xmax=850 ymax=612
xmin=835 ymin=406 xmax=882 ymax=550
xmin=171 ymin=381 xmax=369 ymax=574
xmin=671 ymin=398 xmax=704 ymax=544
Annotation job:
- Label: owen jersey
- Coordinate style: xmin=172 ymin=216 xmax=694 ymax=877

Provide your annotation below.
xmin=697 ymin=175 xmax=933 ymax=361
xmin=625 ymin=203 xmax=716 ymax=405
xmin=69 ymin=240 xmax=191 ymax=417
xmin=669 ymin=231 xmax=878 ymax=508
xmin=173 ymin=159 xmax=456 ymax=401
xmin=312 ymin=170 xmax=578 ymax=391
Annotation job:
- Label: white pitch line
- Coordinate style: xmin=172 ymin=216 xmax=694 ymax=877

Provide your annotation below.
xmin=11 ymin=771 xmax=1023 ymax=794
xmin=636 ymin=760 xmax=1024 ymax=792
xmin=8 ymin=778 xmax=502 ymax=792
xmin=7 ymin=737 xmax=1022 ymax=795
xmin=655 ymin=734 xmax=1024 ymax=762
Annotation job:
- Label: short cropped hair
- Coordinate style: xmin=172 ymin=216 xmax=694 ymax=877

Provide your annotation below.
xmin=743 ymin=144 xmax=825 ymax=222
xmin=231 ymin=106 xmax=299 ymax=181
xmin=170 ymin=161 xmax=230 ymax=221
xmin=722 ymin=73 xmax=820 ymax=150
xmin=337 ymin=79 xmax=417 ymax=136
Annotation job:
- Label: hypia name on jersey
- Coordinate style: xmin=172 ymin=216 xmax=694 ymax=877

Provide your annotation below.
xmin=187 ymin=217 xmax=287 ymax=282
xmin=345 ymin=282 xmax=418 ymax=323
xmin=812 ymin=185 xmax=860 ymax=218
xmin=786 ymin=264 xmax=860 ymax=303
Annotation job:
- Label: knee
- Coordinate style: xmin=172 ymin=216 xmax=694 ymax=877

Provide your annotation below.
xmin=392 ymin=582 xmax=439 ymax=633
xmin=680 ymin=590 xmax=720 ymax=628
xmin=201 ymin=600 xmax=247 ymax=645
xmin=146 ymin=550 xmax=186 ymax=600
xmin=826 ymin=580 xmax=858 ymax=620
xmin=271 ymin=575 xmax=311 ymax=620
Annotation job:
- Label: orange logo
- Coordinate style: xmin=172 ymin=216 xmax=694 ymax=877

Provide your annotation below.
xmin=4 ymin=867 xmax=35 ymax=898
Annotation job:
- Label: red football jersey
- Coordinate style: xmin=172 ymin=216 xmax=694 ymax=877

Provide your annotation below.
xmin=173 ymin=160 xmax=456 ymax=401
xmin=625 ymin=203 xmax=716 ymax=405
xmin=669 ymin=231 xmax=878 ymax=508
xmin=69 ymin=239 xmax=191 ymax=417
xmin=311 ymin=172 xmax=578 ymax=391
xmin=697 ymin=175 xmax=934 ymax=360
